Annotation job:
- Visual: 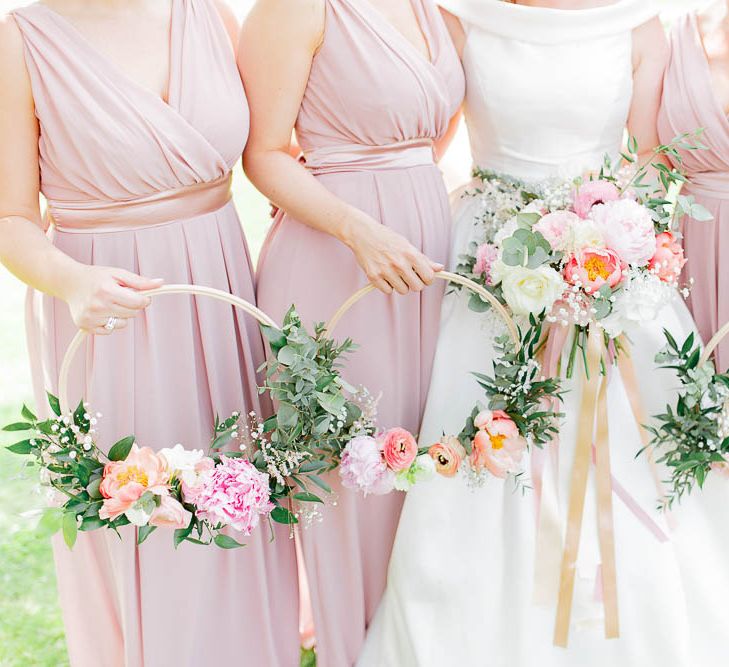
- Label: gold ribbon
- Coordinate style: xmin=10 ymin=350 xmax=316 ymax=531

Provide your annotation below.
xmin=553 ymin=325 xmax=619 ymax=647
xmin=616 ymin=344 xmax=669 ymax=511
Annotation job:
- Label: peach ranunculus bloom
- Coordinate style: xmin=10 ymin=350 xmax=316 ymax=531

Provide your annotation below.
xmin=428 ymin=436 xmax=467 ymax=477
xmin=648 ymin=231 xmax=687 ymax=283
xmin=380 ymin=428 xmax=418 ymax=472
xmin=470 ymin=410 xmax=527 ymax=479
xmin=563 ymin=247 xmax=624 ymax=294
xmin=99 ymin=444 xmax=171 ymax=523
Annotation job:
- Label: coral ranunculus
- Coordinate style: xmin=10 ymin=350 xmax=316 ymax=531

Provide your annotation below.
xmin=573 ymin=180 xmax=620 ymax=218
xmin=470 ymin=410 xmax=526 ymax=479
xmin=649 ymin=231 xmax=686 ymax=283
xmin=428 ymin=436 xmax=467 ymax=477
xmin=99 ymin=445 xmax=170 ymax=522
xmin=564 ymin=247 xmax=624 ymax=294
xmin=380 ymin=428 xmax=418 ymax=472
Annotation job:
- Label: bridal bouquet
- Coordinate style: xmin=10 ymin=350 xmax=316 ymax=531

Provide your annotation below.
xmin=3 ymin=399 xmax=275 ymax=548
xmin=647 ymin=331 xmax=729 ymax=508
xmin=457 ymin=133 xmax=709 ymax=375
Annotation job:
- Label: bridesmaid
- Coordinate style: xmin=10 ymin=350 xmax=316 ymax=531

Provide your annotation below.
xmin=239 ymin=0 xmax=464 ymax=664
xmin=0 ymin=0 xmax=299 ymax=665
xmin=659 ymin=0 xmax=729 ymax=371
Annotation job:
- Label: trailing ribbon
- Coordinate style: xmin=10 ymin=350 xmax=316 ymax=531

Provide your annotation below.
xmin=553 ymin=324 xmax=606 ymax=647
xmin=541 ymin=325 xmax=670 ymax=647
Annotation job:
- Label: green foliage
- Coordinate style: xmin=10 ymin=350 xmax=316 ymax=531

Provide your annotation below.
xmin=459 ymin=316 xmax=564 ymax=451
xmin=258 ymin=307 xmax=375 ymax=510
xmin=647 ymin=331 xmax=729 ymax=509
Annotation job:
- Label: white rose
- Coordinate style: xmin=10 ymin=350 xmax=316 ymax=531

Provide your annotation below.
xmin=501 ymin=265 xmax=565 ymax=316
xmin=159 ymin=444 xmax=206 ymax=485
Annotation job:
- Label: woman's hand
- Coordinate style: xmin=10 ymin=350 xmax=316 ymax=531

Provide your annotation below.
xmin=62 ymin=265 xmax=163 ymax=335
xmin=342 ymin=211 xmax=443 ymax=295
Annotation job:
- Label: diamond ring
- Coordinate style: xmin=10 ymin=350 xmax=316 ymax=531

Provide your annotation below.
xmin=104 ymin=316 xmax=118 ymax=332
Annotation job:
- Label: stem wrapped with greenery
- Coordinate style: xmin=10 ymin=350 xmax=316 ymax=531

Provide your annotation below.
xmin=646 ymin=330 xmax=729 ymax=509
xmin=458 ymin=316 xmax=564 ymax=454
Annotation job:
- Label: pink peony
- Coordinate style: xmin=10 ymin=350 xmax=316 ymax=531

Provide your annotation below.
xmin=533 ymin=211 xmax=580 ymax=251
xmin=150 ymin=495 xmax=192 ymax=529
xmin=340 ymin=436 xmax=395 ymax=496
xmin=573 ymin=180 xmax=620 ymax=218
xmin=564 ymin=247 xmax=624 ymax=294
xmin=379 ymin=428 xmax=418 ymax=472
xmin=428 ymin=436 xmax=466 ymax=478
xmin=591 ymin=198 xmax=657 ymax=266
xmin=99 ymin=445 xmax=170 ymax=522
xmin=649 ymin=231 xmax=686 ymax=283
xmin=194 ymin=456 xmax=273 ymax=535
xmin=470 ymin=410 xmax=526 ymax=479
xmin=473 ymin=243 xmax=499 ymax=284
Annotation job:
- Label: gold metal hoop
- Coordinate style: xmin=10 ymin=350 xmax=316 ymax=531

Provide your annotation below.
xmin=58 ymin=284 xmax=278 ymax=413
xmin=323 ymin=271 xmax=520 ymax=345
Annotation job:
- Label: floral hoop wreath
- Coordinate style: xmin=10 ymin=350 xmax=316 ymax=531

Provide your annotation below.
xmin=322 ymin=271 xmax=534 ymax=494
xmin=5 ymin=285 xmax=309 ymax=550
xmin=648 ymin=322 xmax=729 ymax=508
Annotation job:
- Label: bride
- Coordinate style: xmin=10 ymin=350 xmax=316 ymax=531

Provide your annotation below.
xmin=358 ymin=1 xmax=729 ymax=666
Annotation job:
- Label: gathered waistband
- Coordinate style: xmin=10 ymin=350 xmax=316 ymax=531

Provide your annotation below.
xmin=303 ymin=138 xmax=436 ymax=175
xmin=685 ymin=171 xmax=729 ymax=202
xmin=49 ymin=174 xmax=233 ymax=234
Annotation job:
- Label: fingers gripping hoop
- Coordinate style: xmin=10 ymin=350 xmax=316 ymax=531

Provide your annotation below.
xmin=324 ymin=271 xmax=520 ymax=345
xmin=58 ymin=284 xmax=278 ymax=414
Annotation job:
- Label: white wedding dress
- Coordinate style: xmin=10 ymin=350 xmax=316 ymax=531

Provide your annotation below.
xmin=358 ymin=2 xmax=729 ymax=666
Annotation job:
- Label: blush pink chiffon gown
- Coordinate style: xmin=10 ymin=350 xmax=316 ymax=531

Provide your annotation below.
xmin=255 ymin=1 xmax=464 ymax=665
xmin=659 ymin=13 xmax=729 ymax=371
xmin=13 ymin=2 xmax=299 ymax=665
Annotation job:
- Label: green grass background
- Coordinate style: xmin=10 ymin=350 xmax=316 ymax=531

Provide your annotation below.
xmin=0 ymin=0 xmax=703 ymax=664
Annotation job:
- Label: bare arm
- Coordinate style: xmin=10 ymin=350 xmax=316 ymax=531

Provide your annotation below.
xmin=239 ymin=0 xmax=442 ymax=295
xmin=628 ymin=16 xmax=669 ymax=160
xmin=433 ymin=8 xmax=464 ymax=161
xmin=0 ymin=15 xmax=160 ymax=335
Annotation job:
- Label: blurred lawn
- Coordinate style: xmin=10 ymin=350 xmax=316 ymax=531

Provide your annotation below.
xmin=0 ymin=168 xmax=271 ymax=666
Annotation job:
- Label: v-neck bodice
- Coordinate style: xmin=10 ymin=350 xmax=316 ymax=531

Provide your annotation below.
xmin=295 ymin=0 xmax=464 ymax=173
xmin=659 ymin=12 xmax=729 ymax=194
xmin=12 ymin=0 xmax=248 ymax=228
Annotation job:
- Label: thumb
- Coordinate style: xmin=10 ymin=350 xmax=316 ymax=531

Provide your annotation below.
xmin=431 ymin=262 xmax=445 ymax=272
xmin=115 ymin=270 xmax=164 ymax=291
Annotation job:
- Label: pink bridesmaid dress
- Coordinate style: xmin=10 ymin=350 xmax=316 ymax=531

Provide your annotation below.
xmin=255 ymin=1 xmax=464 ymax=665
xmin=12 ymin=2 xmax=299 ymax=665
xmin=659 ymin=13 xmax=729 ymax=371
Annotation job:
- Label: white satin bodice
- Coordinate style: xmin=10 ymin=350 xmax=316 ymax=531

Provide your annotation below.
xmin=440 ymin=0 xmax=659 ymax=181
